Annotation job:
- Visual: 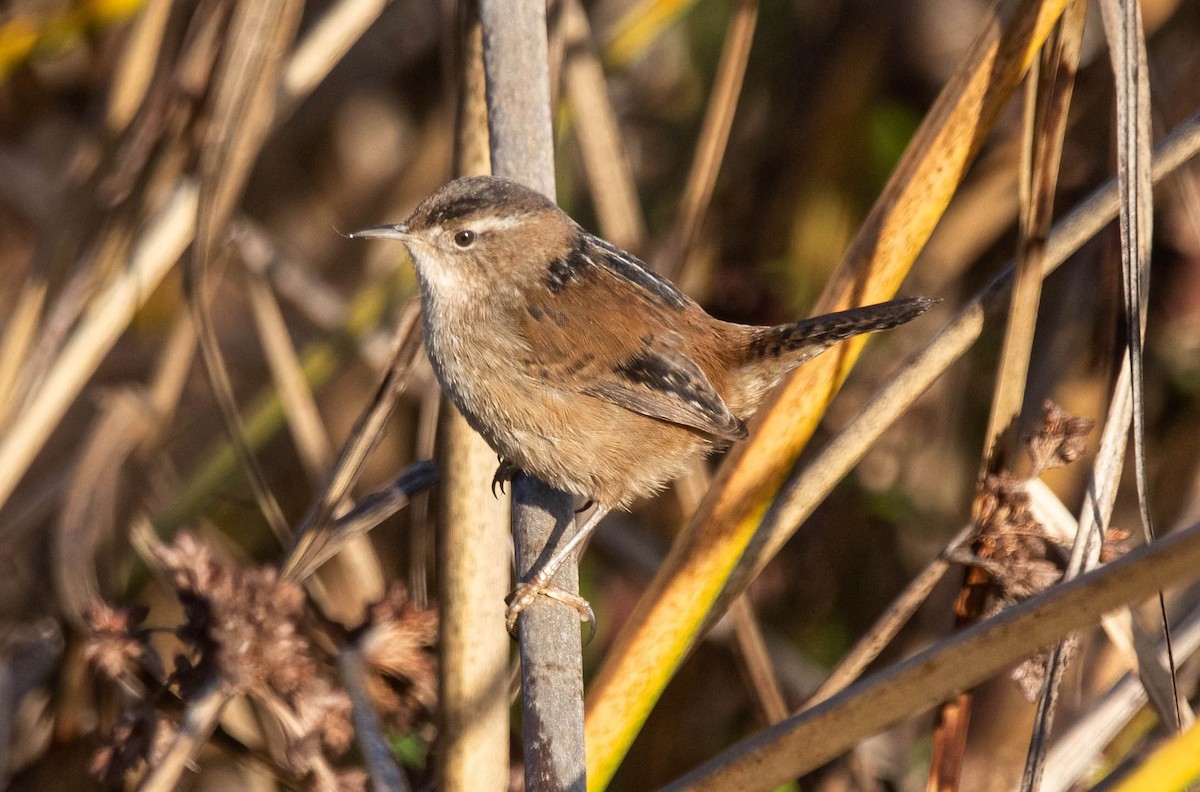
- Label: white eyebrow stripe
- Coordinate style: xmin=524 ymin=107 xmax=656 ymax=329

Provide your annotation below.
xmin=467 ymin=215 xmax=525 ymax=233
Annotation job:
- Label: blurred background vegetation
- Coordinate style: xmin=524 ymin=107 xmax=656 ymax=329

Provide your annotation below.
xmin=2 ymin=0 xmax=1200 ymax=789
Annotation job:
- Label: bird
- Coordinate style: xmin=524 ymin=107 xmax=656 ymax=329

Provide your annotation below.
xmin=350 ymin=175 xmax=935 ymax=633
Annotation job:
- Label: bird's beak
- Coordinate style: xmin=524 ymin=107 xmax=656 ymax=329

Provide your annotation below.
xmin=347 ymin=222 xmax=411 ymax=240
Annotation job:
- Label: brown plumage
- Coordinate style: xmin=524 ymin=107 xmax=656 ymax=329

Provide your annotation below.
xmin=352 ymin=175 xmax=934 ymax=629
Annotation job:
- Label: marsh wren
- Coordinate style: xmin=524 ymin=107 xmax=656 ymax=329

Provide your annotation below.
xmin=352 ymin=176 xmax=934 ymax=633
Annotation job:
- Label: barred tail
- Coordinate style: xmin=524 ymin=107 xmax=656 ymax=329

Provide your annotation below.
xmin=747 ymin=297 xmax=937 ymax=364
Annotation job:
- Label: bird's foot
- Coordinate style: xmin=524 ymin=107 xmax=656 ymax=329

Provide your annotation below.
xmin=505 ymin=580 xmax=596 ymax=644
xmin=492 ymin=458 xmax=518 ymax=497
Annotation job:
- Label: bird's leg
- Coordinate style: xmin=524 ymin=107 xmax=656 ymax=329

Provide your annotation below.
xmin=492 ymin=457 xmax=517 ymax=497
xmin=506 ymin=503 xmax=611 ymax=638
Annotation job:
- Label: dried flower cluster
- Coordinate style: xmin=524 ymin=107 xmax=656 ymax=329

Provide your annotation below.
xmin=360 ymin=584 xmax=439 ymax=732
xmin=85 ymin=532 xmax=441 ymax=789
xmin=966 ymin=401 xmax=1099 ymax=605
xmin=971 ymin=471 xmax=1064 ymax=602
xmin=151 ymin=534 xmax=329 ymax=702
xmin=83 ymin=603 xmax=156 ymax=683
xmin=1025 ymin=399 xmax=1095 ymax=476
xmin=961 ymin=401 xmax=1118 ymax=699
xmin=89 ymin=706 xmax=177 ymax=787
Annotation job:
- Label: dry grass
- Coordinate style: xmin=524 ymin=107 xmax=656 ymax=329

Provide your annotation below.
xmin=3 ymin=1 xmax=1200 ymax=791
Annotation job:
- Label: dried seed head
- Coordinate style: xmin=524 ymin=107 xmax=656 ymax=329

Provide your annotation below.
xmin=90 ymin=705 xmax=175 ymax=786
xmin=971 ymin=472 xmax=1063 ymax=601
xmin=83 ymin=603 xmax=153 ymax=681
xmin=1025 ymin=400 xmax=1094 ymax=476
xmin=146 ymin=532 xmax=354 ymax=783
xmin=361 ymin=584 xmax=439 ymax=728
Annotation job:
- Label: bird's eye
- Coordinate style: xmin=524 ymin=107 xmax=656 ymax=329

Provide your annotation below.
xmin=453 ymin=230 xmax=476 ymax=248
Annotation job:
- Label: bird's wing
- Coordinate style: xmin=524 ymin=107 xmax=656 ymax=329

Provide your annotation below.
xmin=517 ymin=235 xmax=747 ymax=442
xmin=582 ymin=333 xmax=748 ymax=440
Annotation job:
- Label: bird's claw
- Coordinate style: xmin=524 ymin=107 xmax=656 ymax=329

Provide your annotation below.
xmin=492 ymin=458 xmax=517 ymax=498
xmin=505 ymin=582 xmax=596 ymax=645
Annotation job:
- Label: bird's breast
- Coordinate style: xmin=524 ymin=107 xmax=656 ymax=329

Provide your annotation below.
xmin=419 ymin=296 xmax=713 ymax=506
